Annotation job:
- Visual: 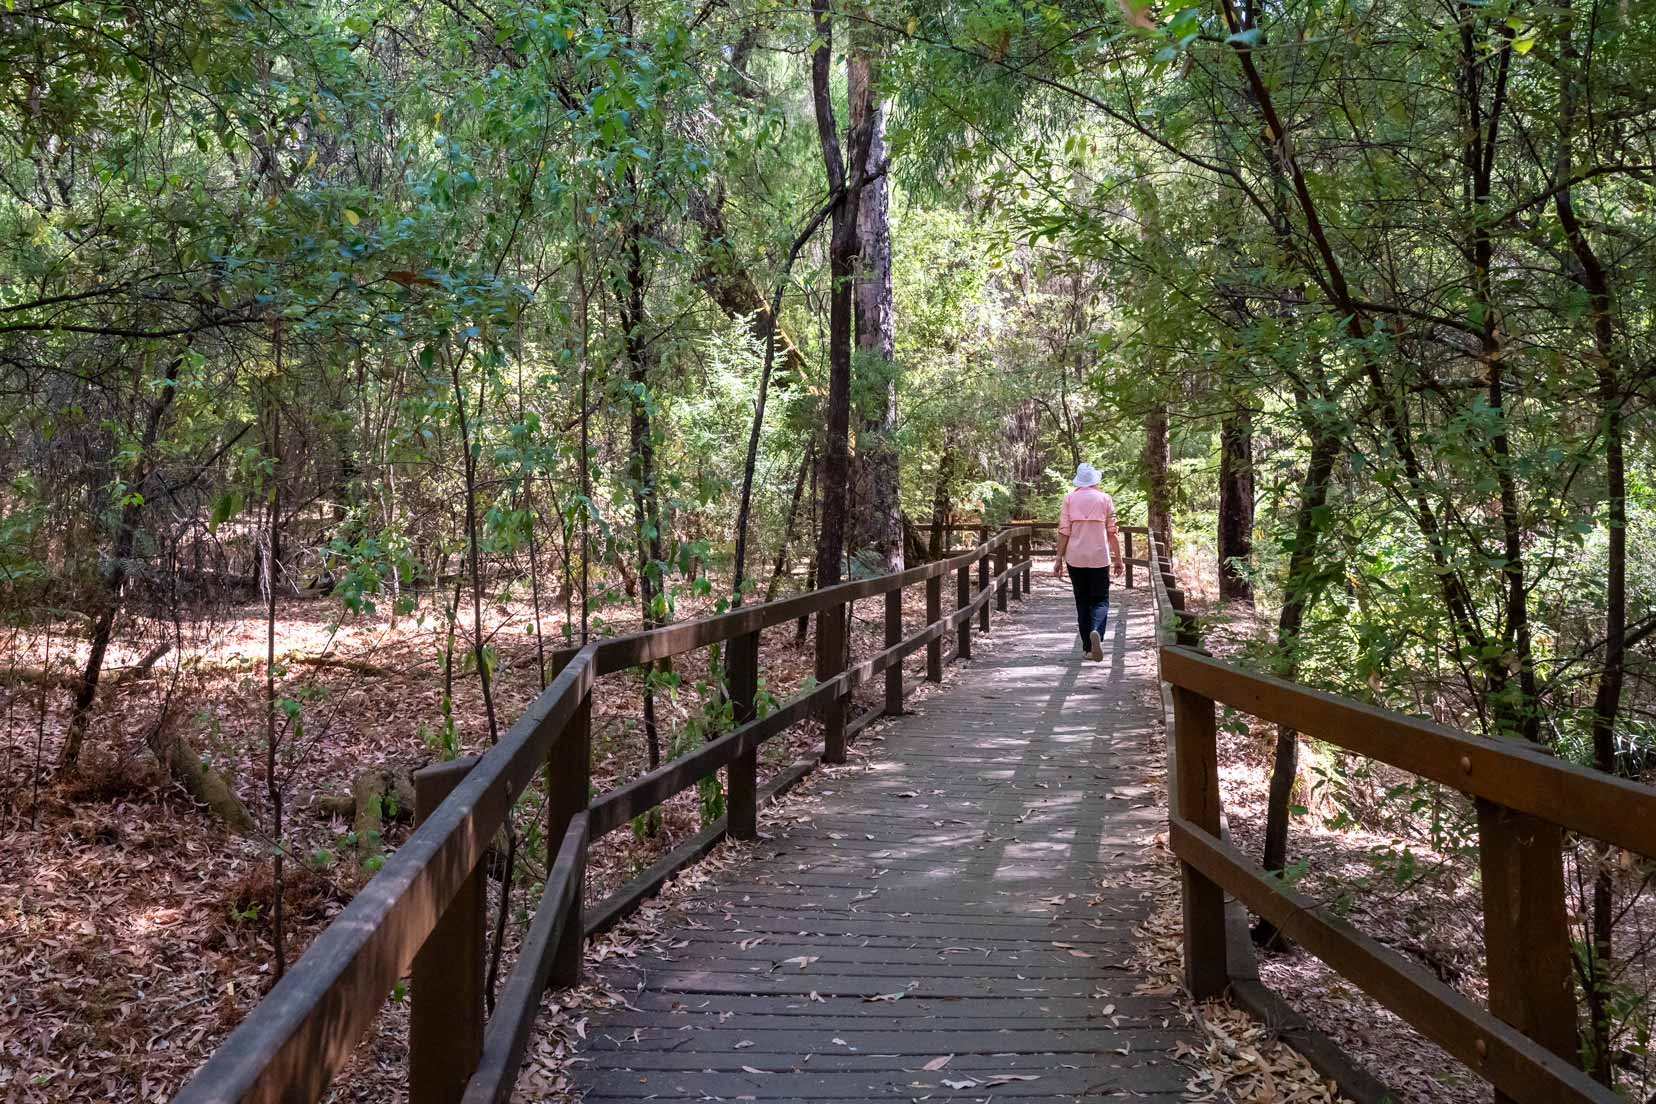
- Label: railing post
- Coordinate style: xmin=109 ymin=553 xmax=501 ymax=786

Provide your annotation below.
xmin=1477 ymin=799 xmax=1577 ymax=1097
xmin=978 ymin=543 xmax=991 ymax=633
xmin=411 ymin=757 xmax=486 ymax=1104
xmin=728 ymin=629 xmax=760 ymax=840
xmin=547 ymin=663 xmax=589 ymax=990
xmin=956 ymin=564 xmax=972 ymax=660
xmin=820 ymin=601 xmax=848 ymax=763
xmin=1171 ymin=686 xmax=1228 ymax=1000
xmin=1023 ymin=534 xmax=1033 ymax=591
xmin=926 ymin=571 xmax=943 ymax=681
xmin=1125 ymin=529 xmax=1135 ymax=589
xmin=884 ymin=586 xmax=903 ymax=716
xmin=1010 ymin=536 xmax=1022 ymax=601
xmin=995 ymin=541 xmax=1009 ymax=612
xmin=1167 ymin=587 xmax=1199 ymax=648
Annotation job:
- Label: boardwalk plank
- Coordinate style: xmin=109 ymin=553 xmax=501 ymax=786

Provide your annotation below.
xmin=567 ymin=582 xmax=1200 ymax=1102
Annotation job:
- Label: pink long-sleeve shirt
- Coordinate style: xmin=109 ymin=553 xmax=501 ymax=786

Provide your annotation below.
xmin=1058 ymin=486 xmax=1121 ymax=568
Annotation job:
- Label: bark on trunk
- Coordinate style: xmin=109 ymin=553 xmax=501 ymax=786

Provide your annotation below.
xmin=849 ymin=48 xmax=900 ymax=576
xmin=808 ymin=0 xmax=875 ymax=663
xmin=1006 ymin=399 xmax=1043 ymax=521
xmin=927 ymin=444 xmax=954 ymax=560
xmin=1256 ymin=403 xmax=1341 ymax=947
xmin=766 ymin=447 xmax=813 ymax=604
xmin=149 ymin=723 xmax=255 ymax=833
xmin=1456 ymin=13 xmax=1538 ymax=742
xmin=618 ymin=212 xmax=666 ymax=771
xmin=1143 ymin=405 xmax=1173 ymax=565
xmin=1217 ymin=408 xmax=1254 ymax=605
xmin=1554 ymin=3 xmax=1626 ymax=1077
xmin=689 ymin=187 xmax=809 ymax=382
xmin=901 ymin=515 xmax=930 ymax=565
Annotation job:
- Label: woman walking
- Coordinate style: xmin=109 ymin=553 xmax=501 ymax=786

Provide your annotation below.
xmin=1052 ymin=462 xmax=1123 ymax=661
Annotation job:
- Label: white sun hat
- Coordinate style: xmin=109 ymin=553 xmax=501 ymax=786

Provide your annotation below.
xmin=1072 ymin=462 xmax=1102 ymax=487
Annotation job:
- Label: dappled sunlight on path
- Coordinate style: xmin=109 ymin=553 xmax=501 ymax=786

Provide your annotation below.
xmin=566 ymin=579 xmax=1200 ymax=1101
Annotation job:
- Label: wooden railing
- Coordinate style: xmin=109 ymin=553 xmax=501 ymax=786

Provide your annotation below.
xmin=1150 ymin=535 xmax=1654 ymax=1104
xmin=174 ymin=528 xmax=1038 ymax=1104
xmin=918 ymin=521 xmax=1151 ymax=588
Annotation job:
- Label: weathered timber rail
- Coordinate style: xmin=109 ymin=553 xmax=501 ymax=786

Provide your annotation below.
xmin=918 ymin=520 xmax=1151 ymax=589
xmin=175 ymin=527 xmax=1064 ymax=1104
xmin=1149 ymin=532 xmax=1656 ymax=1104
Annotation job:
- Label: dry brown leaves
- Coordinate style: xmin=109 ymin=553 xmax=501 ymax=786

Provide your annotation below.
xmin=1128 ymin=833 xmax=1349 ymax=1104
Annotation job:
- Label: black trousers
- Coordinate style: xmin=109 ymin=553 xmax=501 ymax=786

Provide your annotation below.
xmin=1068 ymin=566 xmax=1111 ymax=644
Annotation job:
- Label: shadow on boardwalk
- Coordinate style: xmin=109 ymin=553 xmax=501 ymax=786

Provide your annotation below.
xmin=568 ymin=578 xmax=1201 ymax=1102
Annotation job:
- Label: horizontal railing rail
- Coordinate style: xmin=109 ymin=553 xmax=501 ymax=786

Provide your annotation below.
xmin=917 ymin=520 xmax=1150 ymax=585
xmin=175 ymin=527 xmax=1038 ymax=1104
xmin=1155 ymin=537 xmax=1643 ymax=1104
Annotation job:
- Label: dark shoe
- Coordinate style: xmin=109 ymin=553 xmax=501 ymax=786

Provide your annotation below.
xmin=1088 ymin=630 xmax=1104 ymax=662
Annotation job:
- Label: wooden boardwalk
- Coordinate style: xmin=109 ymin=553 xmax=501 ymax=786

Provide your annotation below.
xmin=569 ymin=578 xmax=1200 ymax=1102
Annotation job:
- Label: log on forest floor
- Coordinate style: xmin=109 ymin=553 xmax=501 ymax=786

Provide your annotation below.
xmin=310 ymin=765 xmax=416 ymax=859
xmin=146 ymin=719 xmax=255 ymax=834
xmin=290 ymin=653 xmax=404 ymax=678
xmin=4 ymin=641 xmax=173 ymax=696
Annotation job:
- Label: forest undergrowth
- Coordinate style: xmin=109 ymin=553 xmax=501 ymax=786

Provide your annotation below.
xmin=0 ymin=571 xmax=954 ymax=1101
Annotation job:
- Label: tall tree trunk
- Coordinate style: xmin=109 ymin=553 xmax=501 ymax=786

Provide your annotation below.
xmin=263 ymin=397 xmax=286 ymax=978
xmin=61 ymin=345 xmax=188 ymax=770
xmin=1457 ymin=8 xmax=1539 ymax=742
xmin=263 ymin=324 xmax=287 ymax=979
xmin=1005 ymin=399 xmax=1042 ymax=520
xmin=618 ymin=214 xmax=665 ymax=771
xmin=1256 ymin=398 xmax=1341 ymax=946
xmin=927 ymin=443 xmax=954 ymax=560
xmin=808 ymin=0 xmax=875 ymax=681
xmin=1555 ymin=3 xmax=1626 ymax=1078
xmin=1142 ymin=405 xmax=1172 ymax=565
xmin=731 ymin=194 xmax=837 ymax=604
xmin=849 ymin=44 xmax=900 ymax=576
xmin=1217 ymin=407 xmax=1254 ymax=605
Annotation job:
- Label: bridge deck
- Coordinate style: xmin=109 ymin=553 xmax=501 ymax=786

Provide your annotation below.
xmin=570 ymin=579 xmax=1200 ymax=1101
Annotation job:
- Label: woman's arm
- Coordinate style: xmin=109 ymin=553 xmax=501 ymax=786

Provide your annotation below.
xmin=1053 ymin=496 xmax=1071 ymax=575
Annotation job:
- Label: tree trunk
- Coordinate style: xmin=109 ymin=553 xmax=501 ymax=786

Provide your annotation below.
xmin=1256 ymin=400 xmax=1341 ymax=947
xmin=1217 ymin=407 xmax=1254 ymax=605
xmin=927 ymin=445 xmax=954 ymax=560
xmin=1142 ymin=405 xmax=1172 ymax=565
xmin=149 ymin=723 xmax=255 ymax=833
xmin=1455 ymin=13 xmax=1538 ymax=742
xmin=1006 ymin=399 xmax=1042 ymax=520
xmin=1554 ymin=4 xmax=1625 ymax=1078
xmin=62 ymin=346 xmax=188 ymax=771
xmin=849 ymin=47 xmax=900 ymax=576
xmin=808 ymin=0 xmax=875 ymax=683
xmin=901 ymin=515 xmax=930 ymax=565
xmin=731 ymin=192 xmax=837 ymax=605
xmin=263 ymin=364 xmax=286 ymax=978
xmin=688 ymin=186 xmax=809 ymax=382
xmin=766 ymin=447 xmax=813 ymax=604
xmin=618 ymin=211 xmax=666 ymax=771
